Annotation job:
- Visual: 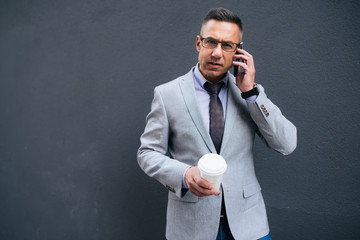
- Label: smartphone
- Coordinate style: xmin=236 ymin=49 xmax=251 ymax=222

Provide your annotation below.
xmin=233 ymin=42 xmax=243 ymax=78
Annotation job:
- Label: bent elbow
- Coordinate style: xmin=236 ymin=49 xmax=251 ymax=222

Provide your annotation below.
xmin=281 ymin=126 xmax=297 ymax=155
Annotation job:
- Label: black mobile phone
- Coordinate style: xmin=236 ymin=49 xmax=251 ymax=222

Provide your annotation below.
xmin=233 ymin=43 xmax=243 ymax=78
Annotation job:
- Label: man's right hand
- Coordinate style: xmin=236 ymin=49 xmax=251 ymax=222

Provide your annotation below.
xmin=185 ymin=167 xmax=220 ymax=197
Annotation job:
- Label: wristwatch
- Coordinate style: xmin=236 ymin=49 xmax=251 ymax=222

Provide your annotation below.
xmin=241 ymin=84 xmax=259 ymax=99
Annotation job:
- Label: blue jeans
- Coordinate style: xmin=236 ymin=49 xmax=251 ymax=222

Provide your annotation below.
xmin=216 ymin=216 xmax=272 ymax=240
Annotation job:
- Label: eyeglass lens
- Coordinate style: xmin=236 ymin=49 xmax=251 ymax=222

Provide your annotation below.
xmin=202 ymin=38 xmax=237 ymax=52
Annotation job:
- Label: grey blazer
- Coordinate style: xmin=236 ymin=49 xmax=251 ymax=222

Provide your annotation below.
xmin=137 ymin=68 xmax=297 ymax=240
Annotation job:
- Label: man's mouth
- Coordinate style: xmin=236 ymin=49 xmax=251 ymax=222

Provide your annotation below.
xmin=208 ymin=61 xmax=222 ymax=67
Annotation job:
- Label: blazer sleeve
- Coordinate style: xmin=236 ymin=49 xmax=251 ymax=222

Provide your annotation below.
xmin=246 ymin=84 xmax=297 ymax=155
xmin=137 ymin=87 xmax=190 ymax=198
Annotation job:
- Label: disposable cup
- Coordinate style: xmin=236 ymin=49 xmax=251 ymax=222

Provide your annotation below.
xmin=198 ymin=153 xmax=227 ymax=190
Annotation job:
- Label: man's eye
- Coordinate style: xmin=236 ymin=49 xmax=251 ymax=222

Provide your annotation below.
xmin=206 ymin=39 xmax=217 ymax=45
xmin=222 ymin=43 xmax=232 ymax=48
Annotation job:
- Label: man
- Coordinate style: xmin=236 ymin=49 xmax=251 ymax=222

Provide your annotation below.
xmin=137 ymin=8 xmax=297 ymax=240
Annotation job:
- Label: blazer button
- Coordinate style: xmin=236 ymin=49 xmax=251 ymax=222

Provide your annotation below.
xmin=260 ymin=104 xmax=269 ymax=117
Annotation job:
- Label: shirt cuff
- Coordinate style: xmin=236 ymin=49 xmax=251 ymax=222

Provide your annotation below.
xmin=182 ymin=166 xmax=191 ymax=189
xmin=245 ymin=95 xmax=258 ymax=103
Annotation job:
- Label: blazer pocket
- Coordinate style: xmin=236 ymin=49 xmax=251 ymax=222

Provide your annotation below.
xmin=242 ymin=183 xmax=262 ymax=211
xmin=243 ymin=182 xmax=261 ymax=198
xmin=169 ymin=191 xmax=199 ymax=203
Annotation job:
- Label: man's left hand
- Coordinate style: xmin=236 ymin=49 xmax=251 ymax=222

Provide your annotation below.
xmin=233 ymin=48 xmax=256 ymax=92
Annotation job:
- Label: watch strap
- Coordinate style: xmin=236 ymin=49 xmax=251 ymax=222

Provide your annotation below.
xmin=241 ymin=84 xmax=259 ymax=99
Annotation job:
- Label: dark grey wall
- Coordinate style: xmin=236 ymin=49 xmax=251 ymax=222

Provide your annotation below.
xmin=1 ymin=0 xmax=359 ymax=239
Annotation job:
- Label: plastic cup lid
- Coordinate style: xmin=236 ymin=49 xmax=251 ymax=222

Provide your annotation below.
xmin=198 ymin=153 xmax=227 ymax=175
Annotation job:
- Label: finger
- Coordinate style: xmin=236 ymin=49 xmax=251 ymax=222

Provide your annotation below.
xmin=197 ymin=179 xmax=220 ymax=195
xmin=238 ymin=50 xmax=255 ymax=68
xmin=189 ymin=187 xmax=206 ymax=197
xmin=235 ymin=45 xmax=244 ymax=54
xmin=196 ymin=177 xmax=214 ymax=189
xmin=188 ymin=167 xmax=213 ymax=189
xmin=235 ymin=62 xmax=250 ymax=72
xmin=188 ymin=182 xmax=215 ymax=197
xmin=239 ymin=55 xmax=251 ymax=63
xmin=232 ymin=59 xmax=245 ymax=66
xmin=237 ymin=48 xmax=252 ymax=57
xmin=234 ymin=55 xmax=253 ymax=69
xmin=186 ymin=177 xmax=203 ymax=197
xmin=190 ymin=177 xmax=217 ymax=196
xmin=233 ymin=52 xmax=248 ymax=60
xmin=192 ymin=179 xmax=214 ymax=193
xmin=237 ymin=49 xmax=253 ymax=59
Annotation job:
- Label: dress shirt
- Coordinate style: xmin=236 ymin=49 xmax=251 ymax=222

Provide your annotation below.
xmin=193 ymin=64 xmax=229 ymax=130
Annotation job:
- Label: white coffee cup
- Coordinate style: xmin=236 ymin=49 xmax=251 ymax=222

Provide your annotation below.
xmin=198 ymin=153 xmax=227 ymax=190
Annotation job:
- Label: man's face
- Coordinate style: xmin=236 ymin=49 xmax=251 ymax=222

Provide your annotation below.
xmin=196 ymin=20 xmax=241 ymax=83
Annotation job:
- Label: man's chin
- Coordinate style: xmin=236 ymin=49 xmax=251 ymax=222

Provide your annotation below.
xmin=203 ymin=70 xmax=227 ymax=82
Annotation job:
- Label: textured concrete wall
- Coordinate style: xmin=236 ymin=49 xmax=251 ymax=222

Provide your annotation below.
xmin=0 ymin=0 xmax=359 ymax=239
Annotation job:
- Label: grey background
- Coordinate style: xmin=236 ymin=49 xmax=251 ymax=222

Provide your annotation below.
xmin=1 ymin=0 xmax=359 ymax=239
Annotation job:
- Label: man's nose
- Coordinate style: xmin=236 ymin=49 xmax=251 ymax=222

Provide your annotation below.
xmin=211 ymin=43 xmax=223 ymax=58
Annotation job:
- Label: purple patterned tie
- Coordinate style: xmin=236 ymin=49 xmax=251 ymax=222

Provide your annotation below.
xmin=204 ymin=81 xmax=225 ymax=154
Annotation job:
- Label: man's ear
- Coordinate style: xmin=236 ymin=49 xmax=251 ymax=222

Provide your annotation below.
xmin=196 ymin=35 xmax=201 ymax=53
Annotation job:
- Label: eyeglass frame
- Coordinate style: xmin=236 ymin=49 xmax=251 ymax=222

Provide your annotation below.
xmin=199 ymin=35 xmax=240 ymax=52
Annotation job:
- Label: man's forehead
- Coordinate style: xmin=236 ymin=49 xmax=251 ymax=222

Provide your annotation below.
xmin=200 ymin=20 xmax=242 ymax=41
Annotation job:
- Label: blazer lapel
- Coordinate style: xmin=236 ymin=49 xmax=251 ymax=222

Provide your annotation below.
xmin=179 ymin=70 xmax=216 ymax=153
xmin=220 ymin=76 xmax=240 ymax=154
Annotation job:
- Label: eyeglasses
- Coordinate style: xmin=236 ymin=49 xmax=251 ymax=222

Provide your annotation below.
xmin=200 ymin=35 xmax=239 ymax=52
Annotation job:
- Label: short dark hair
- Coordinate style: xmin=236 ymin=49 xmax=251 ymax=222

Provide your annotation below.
xmin=203 ymin=8 xmax=242 ymax=31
